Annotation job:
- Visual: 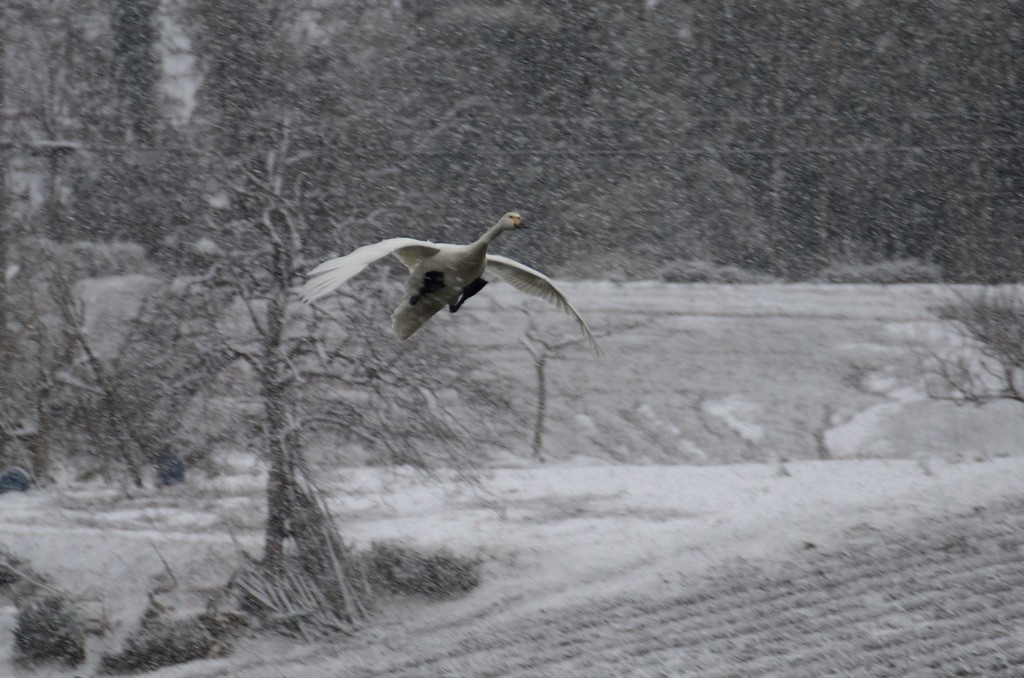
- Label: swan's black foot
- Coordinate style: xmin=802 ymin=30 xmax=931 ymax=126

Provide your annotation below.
xmin=411 ymin=271 xmax=445 ymax=306
xmin=449 ymin=277 xmax=488 ymax=313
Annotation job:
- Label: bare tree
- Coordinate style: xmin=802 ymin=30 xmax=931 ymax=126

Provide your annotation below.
xmin=926 ymin=287 xmax=1024 ymax=408
xmin=518 ymin=309 xmax=618 ymax=461
xmin=49 ymin=265 xmax=147 ymax=486
xmin=196 ymin=118 xmax=371 ymax=632
xmin=520 ymin=330 xmax=585 ymax=463
xmin=212 ymin=121 xmax=315 ymax=570
xmin=199 ymin=116 xmax=518 ymax=633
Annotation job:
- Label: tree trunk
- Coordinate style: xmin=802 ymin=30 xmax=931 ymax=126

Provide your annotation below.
xmin=261 ymin=385 xmax=290 ymax=573
xmin=32 ymin=377 xmax=52 ymax=482
xmin=0 ymin=0 xmax=9 ymax=462
xmin=112 ymin=0 xmax=160 ymax=145
xmin=261 ymin=208 xmax=296 ymax=572
xmin=816 ymin=6 xmax=846 ymax=268
xmin=531 ymin=355 xmax=547 ymax=461
xmin=767 ymin=2 xmax=789 ymax=277
xmin=970 ymin=9 xmax=999 ymax=282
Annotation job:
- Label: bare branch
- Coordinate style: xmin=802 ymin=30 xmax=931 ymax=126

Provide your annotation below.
xmin=240 ymin=294 xmax=268 ymax=341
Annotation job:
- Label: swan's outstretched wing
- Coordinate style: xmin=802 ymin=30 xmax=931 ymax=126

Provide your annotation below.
xmin=300 ymin=238 xmax=440 ymax=304
xmin=486 ymin=255 xmax=602 ymax=356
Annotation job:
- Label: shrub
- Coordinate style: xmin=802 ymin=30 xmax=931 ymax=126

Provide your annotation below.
xmin=659 ymin=260 xmax=778 ymax=284
xmin=813 ymin=258 xmax=942 ymax=284
xmin=0 ymin=547 xmax=26 ymax=586
xmin=365 ymin=542 xmax=481 ymax=597
xmin=98 ymin=616 xmax=220 ymax=674
xmin=927 ymin=287 xmax=1024 ymax=405
xmin=14 ymin=594 xmax=86 ymax=667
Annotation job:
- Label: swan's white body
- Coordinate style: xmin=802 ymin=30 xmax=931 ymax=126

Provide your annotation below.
xmin=300 ymin=212 xmax=601 ymax=355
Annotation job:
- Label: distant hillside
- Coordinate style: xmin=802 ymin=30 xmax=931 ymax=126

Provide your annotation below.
xmin=275 ymin=282 xmax=1021 ymax=468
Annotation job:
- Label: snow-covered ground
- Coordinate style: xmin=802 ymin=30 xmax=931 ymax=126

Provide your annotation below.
xmin=2 ymin=283 xmax=1023 ymax=676
xmin=3 ymin=456 xmax=1024 ymax=676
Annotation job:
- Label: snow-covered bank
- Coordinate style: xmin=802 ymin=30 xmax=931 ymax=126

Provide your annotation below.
xmin=3 ymin=455 xmax=1024 ymax=676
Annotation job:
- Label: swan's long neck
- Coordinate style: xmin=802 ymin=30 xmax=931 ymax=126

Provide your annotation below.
xmin=472 ymin=221 xmax=507 ymax=249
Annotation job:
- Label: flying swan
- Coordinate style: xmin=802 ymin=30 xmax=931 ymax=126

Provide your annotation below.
xmin=299 ymin=212 xmax=601 ymax=356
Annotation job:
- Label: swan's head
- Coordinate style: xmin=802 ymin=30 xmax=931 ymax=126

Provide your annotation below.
xmin=498 ymin=212 xmax=526 ymax=230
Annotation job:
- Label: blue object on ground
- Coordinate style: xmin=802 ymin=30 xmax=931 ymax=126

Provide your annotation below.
xmin=155 ymin=454 xmax=186 ymax=487
xmin=0 ymin=468 xmax=32 ymax=493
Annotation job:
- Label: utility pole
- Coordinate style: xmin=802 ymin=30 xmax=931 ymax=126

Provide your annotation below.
xmin=0 ymin=0 xmax=10 ymax=462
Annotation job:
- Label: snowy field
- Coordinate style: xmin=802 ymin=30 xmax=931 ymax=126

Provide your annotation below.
xmin=2 ymin=282 xmax=1024 ymax=676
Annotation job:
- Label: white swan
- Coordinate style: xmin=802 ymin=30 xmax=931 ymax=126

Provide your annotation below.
xmin=300 ymin=212 xmax=601 ymax=356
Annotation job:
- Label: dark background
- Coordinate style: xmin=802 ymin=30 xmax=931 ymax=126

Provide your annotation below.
xmin=3 ymin=0 xmax=1021 ymax=282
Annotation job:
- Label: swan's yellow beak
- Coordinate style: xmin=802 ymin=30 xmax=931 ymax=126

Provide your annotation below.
xmin=511 ymin=214 xmax=525 ymax=228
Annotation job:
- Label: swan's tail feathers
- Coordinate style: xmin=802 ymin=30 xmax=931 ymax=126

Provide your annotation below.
xmin=391 ymin=297 xmax=446 ymax=340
